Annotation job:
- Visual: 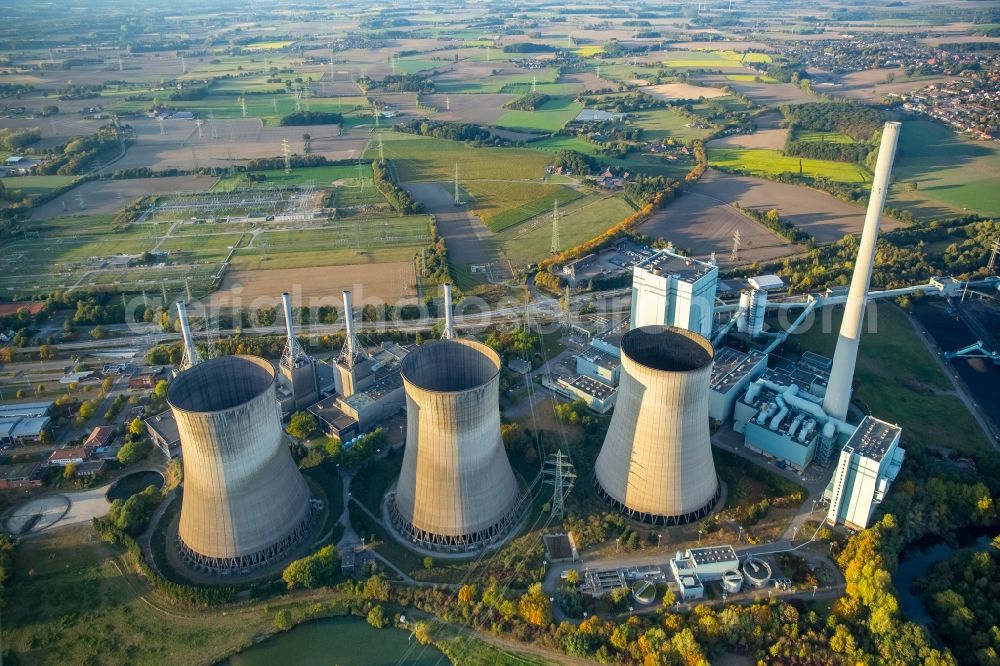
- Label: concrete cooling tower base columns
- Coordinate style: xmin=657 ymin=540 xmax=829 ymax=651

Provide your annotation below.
xmin=177 ymin=518 xmax=314 ymax=573
xmin=593 ymin=480 xmax=719 ymax=526
xmin=390 ymin=339 xmax=525 ymax=553
xmin=388 ymin=494 xmax=525 ymax=550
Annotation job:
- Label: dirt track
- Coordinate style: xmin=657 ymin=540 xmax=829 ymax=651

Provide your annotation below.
xmin=206 ymin=262 xmax=417 ymax=309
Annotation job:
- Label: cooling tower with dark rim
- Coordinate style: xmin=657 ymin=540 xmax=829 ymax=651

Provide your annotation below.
xmin=594 ymin=326 xmax=720 ymax=524
xmin=391 ymin=339 xmax=521 ymax=550
xmin=168 ymin=355 xmax=312 ymax=573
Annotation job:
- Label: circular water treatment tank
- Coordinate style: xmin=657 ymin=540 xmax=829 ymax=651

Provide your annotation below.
xmin=741 ymin=557 xmax=772 ymax=588
xmin=631 ymin=580 xmax=657 ymax=605
xmin=722 ymin=570 xmax=744 ymax=594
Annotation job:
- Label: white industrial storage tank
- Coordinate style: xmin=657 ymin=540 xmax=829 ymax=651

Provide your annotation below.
xmin=390 ymin=339 xmax=521 ymax=549
xmin=168 ymin=355 xmax=312 ymax=572
xmin=594 ymin=326 xmax=720 ymax=524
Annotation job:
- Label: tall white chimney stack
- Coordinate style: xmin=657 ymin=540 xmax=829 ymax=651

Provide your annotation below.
xmin=823 ymin=121 xmax=901 ymax=421
xmin=281 ymin=292 xmax=296 ymax=347
xmin=176 ymin=300 xmax=200 ymax=369
xmin=342 ymin=290 xmax=356 ymax=344
xmin=442 ymin=283 xmax=456 ymax=339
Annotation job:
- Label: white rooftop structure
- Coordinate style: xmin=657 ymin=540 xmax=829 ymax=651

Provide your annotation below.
xmin=826 ymin=416 xmax=904 ymax=530
xmin=630 ymin=248 xmax=718 ymax=338
xmin=748 ymin=274 xmax=785 ymax=291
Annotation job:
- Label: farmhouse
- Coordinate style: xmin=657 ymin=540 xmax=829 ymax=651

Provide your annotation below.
xmin=2 ymin=156 xmax=40 ymax=176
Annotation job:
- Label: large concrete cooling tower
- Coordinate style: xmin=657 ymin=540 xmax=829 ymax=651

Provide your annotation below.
xmin=390 ymin=339 xmax=521 ymax=550
xmin=595 ymin=326 xmax=720 ymax=525
xmin=168 ymin=355 xmax=312 ymax=573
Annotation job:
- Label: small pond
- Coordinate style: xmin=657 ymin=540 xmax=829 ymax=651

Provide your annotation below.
xmin=894 ymin=534 xmax=992 ymax=625
xmin=106 ymin=470 xmax=164 ymax=502
xmin=223 ymin=615 xmax=449 ymax=666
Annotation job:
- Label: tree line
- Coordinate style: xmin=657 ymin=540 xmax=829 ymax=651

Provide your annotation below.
xmin=371 ymin=159 xmax=425 ymax=215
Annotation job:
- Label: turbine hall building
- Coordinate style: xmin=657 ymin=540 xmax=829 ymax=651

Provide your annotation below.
xmin=390 ymin=339 xmax=522 ymax=551
xmin=167 ymin=355 xmax=313 ymax=573
xmin=595 ymin=326 xmax=720 ymax=525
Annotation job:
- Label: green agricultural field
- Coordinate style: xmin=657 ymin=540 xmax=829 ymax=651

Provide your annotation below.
xmin=465 ymin=182 xmax=583 ymax=232
xmin=708 ymin=148 xmax=870 ymax=183
xmin=726 ymin=74 xmax=777 ymax=83
xmin=0 ymin=175 xmax=77 ymax=197
xmin=372 ymin=134 xmax=552 ymax=182
xmin=214 ymin=165 xmax=371 ymax=190
xmin=495 ymin=96 xmax=583 ymax=133
xmin=662 ymin=49 xmax=768 ymax=69
xmin=887 ymin=120 xmax=1000 ymax=218
xmin=788 ymin=304 xmax=990 ymax=458
xmin=530 ymin=135 xmax=694 ymax=179
xmin=329 ymin=180 xmax=388 ymax=209
xmin=499 ymin=82 xmax=583 ymax=95
xmin=632 ymin=108 xmax=713 ymax=142
xmin=209 ymin=76 xmax=286 ymax=95
xmin=232 ymin=216 xmax=432 ymax=270
xmin=795 ymin=130 xmax=858 ymax=144
xmin=107 ymin=94 xmax=368 ymax=126
xmin=494 ymin=194 xmax=635 ymax=266
xmin=434 ymin=68 xmax=559 ymax=94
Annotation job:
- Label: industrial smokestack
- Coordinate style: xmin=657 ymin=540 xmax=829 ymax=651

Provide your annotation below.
xmin=168 ymin=355 xmax=312 ymax=573
xmin=390 ymin=339 xmax=521 ymax=549
xmin=442 ymin=283 xmax=456 ymax=339
xmin=342 ymin=290 xmax=355 ymax=343
xmin=823 ymin=122 xmax=901 ymax=421
xmin=337 ymin=289 xmax=361 ymax=369
xmin=594 ymin=326 xmax=720 ymax=524
xmin=281 ymin=292 xmax=296 ymax=349
xmin=176 ymin=300 xmax=200 ymax=369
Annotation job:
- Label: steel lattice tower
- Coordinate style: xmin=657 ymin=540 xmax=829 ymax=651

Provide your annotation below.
xmin=543 ymin=451 xmax=576 ymax=519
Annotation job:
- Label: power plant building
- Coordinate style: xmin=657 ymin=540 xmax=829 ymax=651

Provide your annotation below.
xmin=708 ymin=348 xmax=768 ymax=423
xmin=825 ymin=416 xmax=904 ymax=530
xmin=391 ymin=339 xmax=522 ymax=550
xmin=733 ymin=357 xmax=854 ymax=471
xmin=595 ymin=326 xmax=720 ymax=524
xmin=168 ymin=355 xmax=313 ymax=573
xmin=309 ymin=342 xmax=409 ymax=442
xmin=630 ymin=248 xmax=718 ymax=339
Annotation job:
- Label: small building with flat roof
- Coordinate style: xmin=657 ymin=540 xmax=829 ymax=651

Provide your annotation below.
xmin=557 ymin=375 xmax=617 ymax=413
xmin=685 ymin=545 xmax=739 ymax=581
xmin=748 ymin=274 xmax=785 ymax=291
xmin=145 ymin=411 xmax=180 ymax=458
xmin=669 ymin=553 xmax=705 ymax=601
